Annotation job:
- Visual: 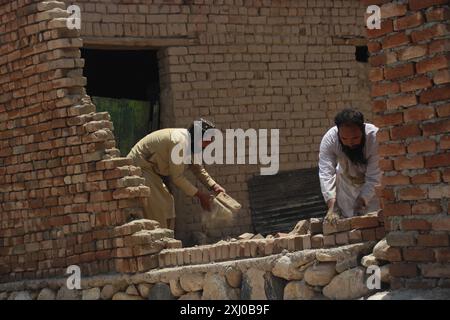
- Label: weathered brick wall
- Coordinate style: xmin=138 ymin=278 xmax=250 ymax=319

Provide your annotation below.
xmin=72 ymin=0 xmax=373 ymax=243
xmin=366 ymin=0 xmax=450 ymax=289
xmin=0 ymin=0 xmax=158 ymax=282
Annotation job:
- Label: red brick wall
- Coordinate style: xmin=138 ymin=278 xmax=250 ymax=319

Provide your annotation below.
xmin=366 ymin=0 xmax=450 ymax=289
xmin=0 ymin=0 xmax=151 ymax=282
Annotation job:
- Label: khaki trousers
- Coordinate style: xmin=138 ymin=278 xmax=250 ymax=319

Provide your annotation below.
xmin=141 ymin=167 xmax=175 ymax=229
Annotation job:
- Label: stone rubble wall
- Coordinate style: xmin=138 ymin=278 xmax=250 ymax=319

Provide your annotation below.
xmin=0 ymin=240 xmax=394 ymax=300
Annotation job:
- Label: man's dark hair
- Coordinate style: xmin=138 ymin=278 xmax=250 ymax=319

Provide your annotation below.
xmin=188 ymin=118 xmax=216 ymax=153
xmin=334 ymin=108 xmax=367 ymax=166
xmin=334 ymin=108 xmax=365 ymax=130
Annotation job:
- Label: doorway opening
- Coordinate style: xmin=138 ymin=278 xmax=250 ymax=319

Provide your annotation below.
xmin=81 ymin=48 xmax=161 ymax=156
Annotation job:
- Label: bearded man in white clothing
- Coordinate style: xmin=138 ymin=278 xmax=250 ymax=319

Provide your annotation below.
xmin=318 ymin=108 xmax=382 ymax=224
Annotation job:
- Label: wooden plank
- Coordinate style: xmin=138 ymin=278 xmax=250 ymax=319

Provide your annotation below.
xmin=82 ymin=37 xmax=198 ymax=50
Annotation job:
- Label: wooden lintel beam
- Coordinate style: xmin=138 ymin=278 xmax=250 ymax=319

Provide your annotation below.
xmin=82 ymin=37 xmax=198 ymax=49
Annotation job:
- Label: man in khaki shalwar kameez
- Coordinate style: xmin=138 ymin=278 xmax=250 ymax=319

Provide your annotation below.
xmin=127 ymin=120 xmax=225 ymax=229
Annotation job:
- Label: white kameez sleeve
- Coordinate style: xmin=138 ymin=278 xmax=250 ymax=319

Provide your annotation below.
xmin=318 ymin=131 xmax=338 ymax=203
xmin=359 ymin=134 xmax=382 ymax=205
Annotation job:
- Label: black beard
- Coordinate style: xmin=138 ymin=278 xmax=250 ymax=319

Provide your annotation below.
xmin=339 ymin=135 xmax=367 ymax=166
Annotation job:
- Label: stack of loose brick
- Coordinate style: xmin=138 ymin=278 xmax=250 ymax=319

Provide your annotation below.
xmin=0 ymin=1 xmax=152 ymax=282
xmin=320 ymin=214 xmax=385 ymax=246
xmin=366 ymin=0 xmax=450 ymax=289
xmin=111 ymin=219 xmax=182 ymax=273
xmin=157 ymin=213 xmax=385 ymax=268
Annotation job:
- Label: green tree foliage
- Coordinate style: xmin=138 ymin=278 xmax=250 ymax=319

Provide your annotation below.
xmin=93 ymin=96 xmax=151 ymax=156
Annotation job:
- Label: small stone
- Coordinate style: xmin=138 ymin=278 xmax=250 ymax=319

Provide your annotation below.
xmin=101 ymin=285 xmax=116 ymax=300
xmin=241 ymin=268 xmax=285 ymax=300
xmin=112 ymin=292 xmax=144 ymax=300
xmin=272 ymin=250 xmax=317 ymax=280
xmin=225 ymin=267 xmax=242 ymax=288
xmin=125 ymin=285 xmax=139 ymax=296
xmin=272 ymin=255 xmax=304 ymax=280
xmin=323 ymin=267 xmax=371 ymax=300
xmin=241 ymin=268 xmax=266 ymax=300
xmin=304 ymin=262 xmax=337 ymax=286
xmin=289 ymin=219 xmax=310 ymax=235
xmin=275 ymin=232 xmax=289 ymax=238
xmin=202 ymin=273 xmax=239 ymax=300
xmin=148 ymin=283 xmax=175 ymax=300
xmin=366 ymin=291 xmax=391 ymax=300
xmin=238 ymin=233 xmax=254 ymax=240
xmin=56 ymin=287 xmax=81 ymax=300
xmin=284 ymin=280 xmax=316 ymax=300
xmin=114 ymin=219 xmax=159 ymax=236
xmin=373 ymin=238 xmax=391 ymax=261
xmin=37 ymin=288 xmax=56 ymax=300
xmin=178 ymin=291 xmax=202 ymax=300
xmin=137 ymin=284 xmax=153 ymax=298
xmin=361 ymin=254 xmax=379 ymax=267
xmin=367 ymin=289 xmax=450 ymax=300
xmin=10 ymin=291 xmax=32 ymax=300
xmin=290 ymin=250 xmax=317 ymax=266
xmin=336 ymin=255 xmax=359 ymax=273
xmin=316 ymin=242 xmax=375 ymax=273
xmin=252 ymin=234 xmax=264 ymax=240
xmin=180 ymin=273 xmax=205 ymax=292
xmin=169 ymin=279 xmax=186 ymax=297
xmin=82 ymin=288 xmax=101 ymax=300
xmin=316 ymin=242 xmax=375 ymax=262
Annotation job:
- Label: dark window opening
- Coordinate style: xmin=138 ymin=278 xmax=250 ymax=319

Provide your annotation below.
xmin=81 ymin=49 xmax=160 ymax=101
xmin=355 ymin=46 xmax=369 ymax=63
xmin=81 ymin=48 xmax=161 ymax=156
